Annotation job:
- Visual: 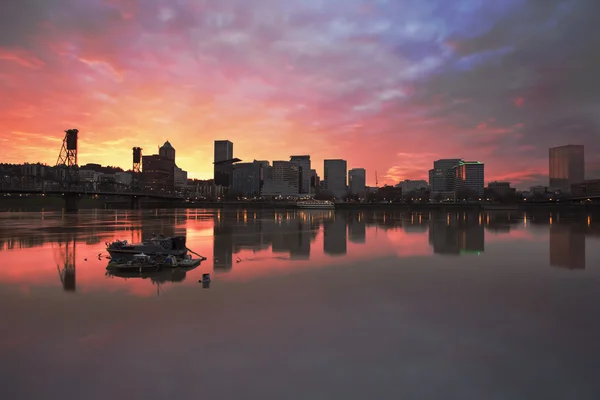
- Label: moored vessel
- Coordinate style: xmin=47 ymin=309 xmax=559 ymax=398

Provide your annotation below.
xmin=106 ymin=235 xmax=188 ymax=260
xmin=297 ymin=199 xmax=335 ymax=209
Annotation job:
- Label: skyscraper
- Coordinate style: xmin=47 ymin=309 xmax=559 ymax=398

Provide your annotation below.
xmin=454 ymin=161 xmax=484 ymax=197
xmin=431 ymin=159 xmax=463 ymax=198
xmin=549 ymin=145 xmax=584 ymax=192
xmin=290 ymin=155 xmax=311 ymax=194
xmin=324 ymin=159 xmax=347 ymax=199
xmin=214 ymin=140 xmax=234 ymax=187
xmin=349 ymin=168 xmax=366 ymax=195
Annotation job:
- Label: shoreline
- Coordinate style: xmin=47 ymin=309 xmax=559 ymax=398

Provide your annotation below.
xmin=1 ymin=196 xmax=599 ymax=212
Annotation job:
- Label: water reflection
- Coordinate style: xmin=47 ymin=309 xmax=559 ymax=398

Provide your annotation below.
xmin=1 ymin=209 xmax=599 ymax=295
xmin=2 ymin=209 xmax=600 ymax=399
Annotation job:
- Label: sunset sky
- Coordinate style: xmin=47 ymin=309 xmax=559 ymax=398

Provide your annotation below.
xmin=1 ymin=0 xmax=599 ymax=188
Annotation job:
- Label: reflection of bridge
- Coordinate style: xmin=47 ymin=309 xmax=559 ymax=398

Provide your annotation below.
xmin=52 ymin=237 xmax=76 ymax=292
xmin=0 ymin=128 xmax=184 ymax=211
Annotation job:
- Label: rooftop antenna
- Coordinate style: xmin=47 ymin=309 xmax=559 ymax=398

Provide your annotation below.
xmin=375 ymin=171 xmax=378 ymax=188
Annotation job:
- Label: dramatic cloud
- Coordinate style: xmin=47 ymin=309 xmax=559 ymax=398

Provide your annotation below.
xmin=1 ymin=0 xmax=599 ymax=187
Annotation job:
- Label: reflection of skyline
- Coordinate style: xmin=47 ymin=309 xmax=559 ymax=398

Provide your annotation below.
xmin=1 ymin=210 xmax=599 ymax=290
xmin=428 ymin=212 xmax=485 ymax=255
xmin=0 ymin=210 xmax=190 ymax=292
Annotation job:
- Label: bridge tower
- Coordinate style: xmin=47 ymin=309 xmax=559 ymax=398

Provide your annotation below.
xmin=132 ymin=147 xmax=142 ymax=189
xmin=53 ymin=236 xmax=76 ymax=292
xmin=56 ymin=129 xmax=79 ymax=187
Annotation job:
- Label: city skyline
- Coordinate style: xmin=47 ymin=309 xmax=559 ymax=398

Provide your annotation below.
xmin=1 ymin=0 xmax=600 ymax=188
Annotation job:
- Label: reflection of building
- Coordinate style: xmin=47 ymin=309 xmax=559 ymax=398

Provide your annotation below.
xmin=549 ymin=224 xmax=585 ymax=269
xmin=213 ymin=211 xmax=233 ymax=271
xmin=324 ymin=215 xmax=347 ymax=255
xmin=549 ymin=144 xmax=584 ymax=193
xmin=428 ymin=213 xmax=484 ymax=255
xmin=348 ymin=214 xmax=366 ymax=244
xmin=324 ymin=159 xmax=347 ymax=199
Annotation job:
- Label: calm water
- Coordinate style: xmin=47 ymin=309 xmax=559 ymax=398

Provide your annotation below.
xmin=1 ymin=208 xmax=599 ymax=400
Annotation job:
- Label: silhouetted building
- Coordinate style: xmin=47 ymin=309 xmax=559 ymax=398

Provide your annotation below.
xmin=571 ymin=179 xmax=600 ymax=199
xmin=214 ymin=140 xmax=234 ymax=187
xmin=396 ymin=179 xmax=429 ymax=192
xmin=454 ymin=161 xmax=484 ymax=198
xmin=159 ymin=140 xmax=176 ymax=161
xmin=233 ymin=161 xmax=263 ymax=197
xmin=487 ymin=181 xmax=515 ymax=198
xmin=431 ymin=159 xmax=462 ymax=199
xmin=324 ymin=159 xmax=347 ymax=199
xmin=143 ymin=154 xmax=175 ymax=192
xmin=349 ymin=168 xmax=366 ymax=195
xmin=290 ymin=155 xmax=312 ymax=194
xmin=378 ymin=185 xmax=403 ymax=201
xmin=549 ymin=145 xmax=584 ymax=193
xmin=262 ymin=161 xmax=300 ymax=196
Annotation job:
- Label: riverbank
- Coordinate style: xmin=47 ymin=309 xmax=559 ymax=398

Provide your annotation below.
xmin=1 ymin=195 xmax=598 ymax=212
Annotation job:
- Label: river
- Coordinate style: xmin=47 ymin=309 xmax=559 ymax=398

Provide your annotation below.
xmin=1 ymin=209 xmax=599 ymax=399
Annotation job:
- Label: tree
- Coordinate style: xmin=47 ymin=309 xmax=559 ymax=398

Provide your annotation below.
xmin=314 ymin=190 xmax=335 ymax=201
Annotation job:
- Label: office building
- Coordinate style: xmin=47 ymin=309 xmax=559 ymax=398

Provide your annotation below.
xmin=262 ymin=161 xmax=300 ymax=197
xmin=454 ymin=161 xmax=484 ymax=197
xmin=349 ymin=168 xmax=366 ymax=195
xmin=174 ymin=166 xmax=188 ymax=190
xmin=214 ymin=140 xmax=235 ymax=187
xmin=142 ymin=141 xmax=178 ymax=192
xmin=232 ymin=161 xmax=263 ymax=197
xmin=290 ymin=155 xmax=311 ymax=194
xmin=549 ymin=145 xmax=584 ymax=193
xmin=324 ymin=159 xmax=347 ymax=199
xmin=487 ymin=181 xmax=515 ymax=198
xmin=431 ymin=159 xmax=462 ymax=198
xmin=396 ymin=180 xmax=429 ymax=192
xmin=310 ymin=169 xmax=319 ymax=192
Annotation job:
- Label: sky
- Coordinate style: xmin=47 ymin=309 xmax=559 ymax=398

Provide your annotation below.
xmin=1 ymin=0 xmax=599 ymax=188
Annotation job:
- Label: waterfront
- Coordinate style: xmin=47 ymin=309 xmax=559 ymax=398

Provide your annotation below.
xmin=1 ymin=209 xmax=600 ymax=399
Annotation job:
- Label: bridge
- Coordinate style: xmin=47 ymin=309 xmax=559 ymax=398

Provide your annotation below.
xmin=0 ymin=129 xmax=185 ymax=210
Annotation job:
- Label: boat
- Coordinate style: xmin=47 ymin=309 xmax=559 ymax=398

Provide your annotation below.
xmin=296 ymin=199 xmax=335 ymax=209
xmin=106 ymin=253 xmax=160 ymax=273
xmin=106 ymin=235 xmax=188 ymax=260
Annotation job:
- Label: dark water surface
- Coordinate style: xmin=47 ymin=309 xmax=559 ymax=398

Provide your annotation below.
xmin=1 ymin=209 xmax=599 ymax=400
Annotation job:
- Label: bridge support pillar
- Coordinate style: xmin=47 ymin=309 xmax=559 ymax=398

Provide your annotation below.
xmin=130 ymin=196 xmax=141 ymax=210
xmin=63 ymin=193 xmax=79 ymax=212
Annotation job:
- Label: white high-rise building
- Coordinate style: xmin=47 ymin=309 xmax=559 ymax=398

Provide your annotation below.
xmin=324 ymin=159 xmax=347 ymax=199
